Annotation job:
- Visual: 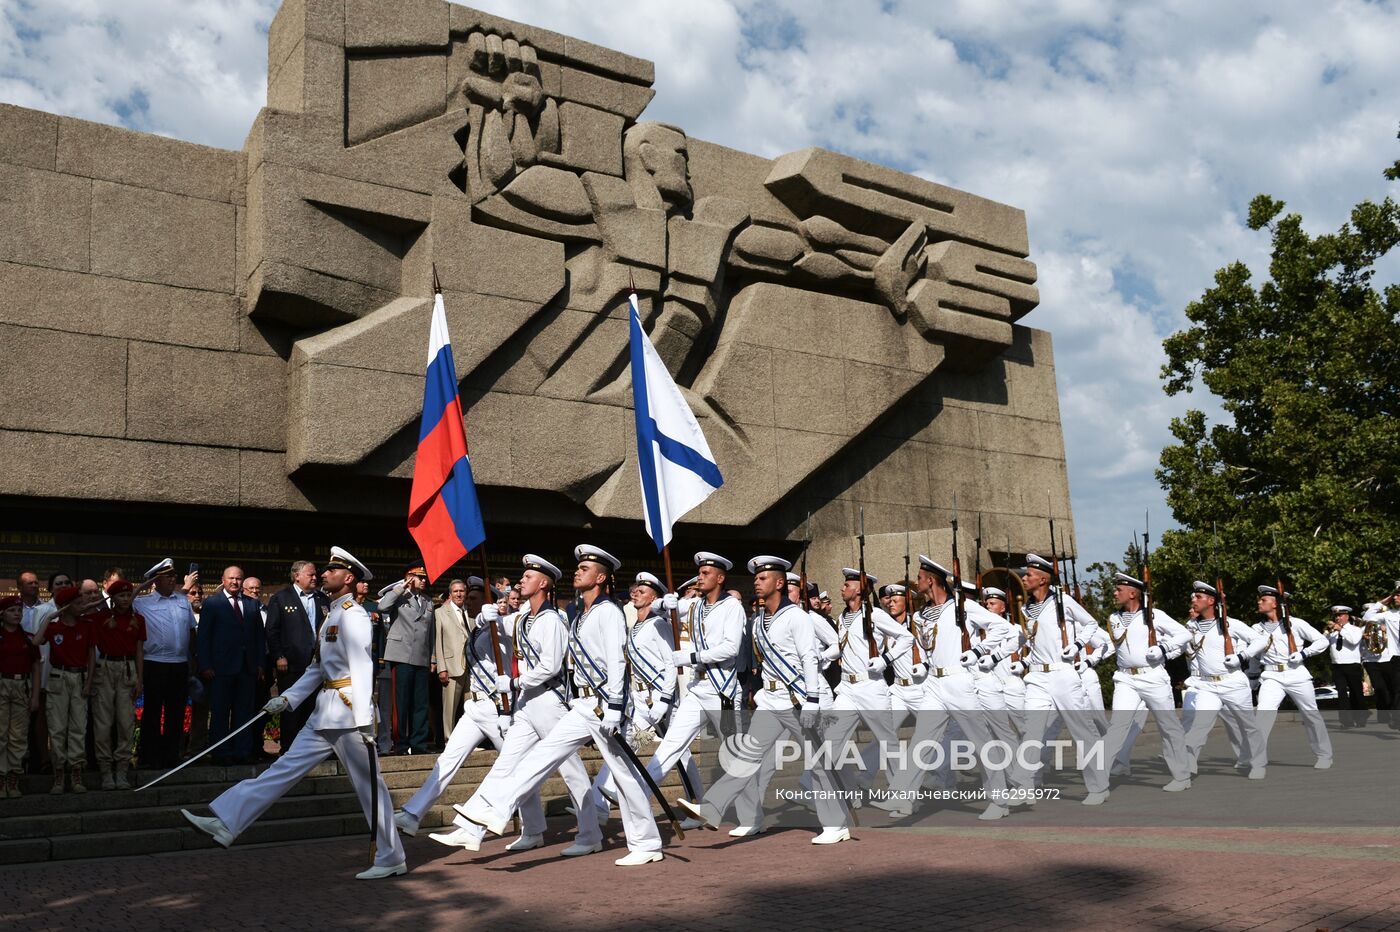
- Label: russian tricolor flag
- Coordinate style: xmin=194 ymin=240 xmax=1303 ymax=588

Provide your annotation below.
xmin=408 ymin=293 xmax=486 ymax=582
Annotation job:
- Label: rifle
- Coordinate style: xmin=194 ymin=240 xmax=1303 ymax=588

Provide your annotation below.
xmin=1212 ymin=522 xmax=1235 ymax=656
xmin=798 ymin=512 xmax=812 ymax=612
xmin=1141 ymin=511 xmax=1158 ymax=648
xmin=951 ymin=493 xmax=970 ymax=650
xmin=1270 ymin=530 xmax=1299 ymax=654
xmin=905 ymin=530 xmax=920 ymax=665
xmin=857 ymin=508 xmax=876 ymax=659
xmin=974 ymin=513 xmax=983 ymax=597
xmin=1062 ymin=527 xmax=1090 ymax=656
xmin=1047 ymin=501 xmax=1069 ymax=648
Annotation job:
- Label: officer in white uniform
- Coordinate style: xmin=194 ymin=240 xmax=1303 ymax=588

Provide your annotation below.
xmin=1179 ymin=581 xmax=1268 ymax=778
xmin=590 ymin=572 xmax=701 ymax=816
xmin=458 ymin=546 xmax=664 ymax=867
xmin=393 ymin=588 xmax=514 ymax=838
xmin=1252 ymin=585 xmax=1333 ymax=768
xmin=1097 ymin=573 xmax=1193 ymax=792
xmin=679 ymin=556 xmax=850 ymax=845
xmin=1328 ymin=606 xmax=1366 ymax=728
xmin=181 ymin=547 xmax=406 ymax=879
xmin=432 ymin=555 xmax=604 ymax=855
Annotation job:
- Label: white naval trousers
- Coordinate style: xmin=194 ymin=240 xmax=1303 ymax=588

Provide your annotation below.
xmin=1256 ymin=668 xmax=1332 ymax=763
xmin=1017 ymin=666 xmax=1109 ymax=794
xmin=1182 ymin=674 xmax=1263 ymax=769
xmin=827 ymin=678 xmax=899 ymax=789
xmin=210 ymin=726 xmax=405 ymax=868
xmin=450 ymin=692 xmax=601 ymax=847
xmin=402 ymin=698 xmax=504 ymax=822
xmin=1101 ymin=668 xmax=1190 ymax=782
xmin=482 ymin=699 xmax=662 ymax=854
xmin=886 ymin=671 xmax=1007 ymax=799
xmin=698 ymin=687 xmax=849 ymax=830
xmin=1079 ymin=667 xmax=1109 ymax=733
xmin=647 ymin=683 xmax=728 ymax=795
xmin=594 ymin=689 xmax=701 ymax=812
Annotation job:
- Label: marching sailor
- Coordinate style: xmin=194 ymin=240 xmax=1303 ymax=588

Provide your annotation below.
xmin=962 ymin=582 xmax=1025 ymax=792
xmin=181 ymin=547 xmax=406 ymax=879
xmin=432 ymin=555 xmax=604 ymax=855
xmin=885 ymin=557 xmax=1013 ymax=819
xmin=1010 ymin=554 xmax=1110 ymax=805
xmin=1097 ymin=573 xmax=1193 ymax=792
xmin=589 ymin=572 xmax=701 ymax=820
xmin=1251 ymin=585 xmax=1332 ymax=768
xmin=1179 ymin=581 xmax=1267 ymax=777
xmin=457 ymin=546 xmax=664 ymax=866
xmin=393 ymin=583 xmax=515 ymax=839
xmin=677 ymin=556 xmax=851 ymax=845
xmin=983 ymin=587 xmax=1028 ymax=736
xmin=791 ymin=574 xmax=839 ymax=710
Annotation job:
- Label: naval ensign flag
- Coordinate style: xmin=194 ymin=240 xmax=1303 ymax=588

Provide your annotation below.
xmin=408 ymin=293 xmax=487 ymax=581
xmin=628 ymin=293 xmax=723 ymax=550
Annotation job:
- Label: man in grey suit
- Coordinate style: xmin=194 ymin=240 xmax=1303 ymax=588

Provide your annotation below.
xmin=379 ymin=564 xmax=436 ymax=755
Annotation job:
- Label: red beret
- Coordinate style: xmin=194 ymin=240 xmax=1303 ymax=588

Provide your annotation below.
xmin=106 ymin=580 xmax=134 ymax=596
xmin=0 ymin=595 xmax=21 ymax=612
xmin=53 ymin=586 xmax=81 ymax=608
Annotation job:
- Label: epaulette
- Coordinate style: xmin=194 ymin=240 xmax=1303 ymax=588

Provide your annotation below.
xmin=341 ymin=599 xmax=354 ymax=610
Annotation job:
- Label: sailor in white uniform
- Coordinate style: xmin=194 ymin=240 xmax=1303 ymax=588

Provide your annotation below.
xmin=1178 ymin=581 xmax=1268 ymax=778
xmin=1251 ymin=585 xmax=1333 ymax=769
xmin=181 ymin=547 xmax=406 ymax=879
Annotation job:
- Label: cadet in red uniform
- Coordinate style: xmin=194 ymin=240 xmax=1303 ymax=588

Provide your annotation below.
xmin=91 ymin=581 xmax=146 ymax=790
xmin=0 ymin=596 xmax=41 ymax=797
xmin=35 ymin=587 xmax=97 ymax=794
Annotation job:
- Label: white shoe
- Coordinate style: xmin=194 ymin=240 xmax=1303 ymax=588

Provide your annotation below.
xmin=811 ymin=827 xmax=850 ymax=845
xmin=615 ymin=850 xmax=663 ymax=866
xmin=728 ymin=825 xmax=765 ymax=837
xmin=1110 ymin=762 xmax=1132 ymax=777
xmin=454 ymin=798 xmax=509 ymax=836
xmin=1163 ymin=779 xmax=1191 ymax=792
xmin=978 ymin=803 xmax=1009 ymax=821
xmin=599 ymin=786 xmax=619 ymax=808
xmin=885 ymin=806 xmax=911 ymax=819
xmin=1314 ymin=757 xmax=1333 ymax=770
xmin=560 ymin=841 xmax=603 ymax=857
xmin=1007 ymin=795 xmax=1035 ymax=808
xmin=181 ymin=809 xmax=234 ymax=848
xmin=355 ymin=862 xmax=407 ymax=880
xmin=506 ymin=833 xmax=544 ymax=852
xmin=674 ymin=798 xmax=716 ymax=829
xmin=1248 ymin=767 xmax=1266 ymax=780
xmin=393 ymin=810 xmax=419 ymax=837
xmin=1082 ymin=791 xmax=1110 ymax=806
xmin=428 ymin=827 xmax=481 ymax=851
xmin=678 ymin=817 xmax=706 ymax=831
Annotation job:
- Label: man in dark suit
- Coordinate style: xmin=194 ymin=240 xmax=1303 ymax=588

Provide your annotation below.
xmin=264 ymin=559 xmax=329 ymax=756
xmin=196 ymin=566 xmax=267 ymax=764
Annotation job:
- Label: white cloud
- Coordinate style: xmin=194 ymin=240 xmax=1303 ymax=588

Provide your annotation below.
xmin=3 ymin=0 xmax=1397 ymax=567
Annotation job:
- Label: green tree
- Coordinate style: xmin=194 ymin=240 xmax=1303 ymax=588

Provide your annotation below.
xmin=1155 ymin=134 xmax=1400 ymax=623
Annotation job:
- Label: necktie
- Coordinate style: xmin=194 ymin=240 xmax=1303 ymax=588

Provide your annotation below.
xmin=232 ymin=594 xmax=243 ymax=622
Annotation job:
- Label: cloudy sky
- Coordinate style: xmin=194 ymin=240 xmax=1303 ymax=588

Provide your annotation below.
xmin=3 ymin=0 xmax=1397 ymax=568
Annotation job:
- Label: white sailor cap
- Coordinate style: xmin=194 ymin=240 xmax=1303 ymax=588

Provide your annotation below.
xmin=878 ymin=583 xmax=907 ymax=598
xmin=1331 ymin=604 xmax=1354 ymax=616
xmin=786 ymin=572 xmax=801 ymax=585
xmin=747 ymin=555 xmax=792 ymax=575
xmin=694 ymin=551 xmax=732 ymax=571
xmin=1257 ymin=584 xmax=1286 ymax=600
xmin=633 ymin=572 xmax=666 ymax=595
xmin=1024 ymin=554 xmax=1055 ymax=574
xmin=818 ymin=590 xmax=829 ymax=601
xmin=326 ymin=546 xmax=373 ymax=581
xmin=841 ymin=567 xmax=879 ymax=586
xmin=917 ymin=555 xmax=951 ymax=579
xmin=574 ymin=545 xmax=621 ymax=572
xmin=143 ymin=557 xmax=175 ymax=581
xmin=981 ymin=586 xmax=1007 ymax=601
xmin=680 ymin=575 xmax=700 ymax=591
xmin=522 ymin=554 xmax=562 ymax=582
xmin=1113 ymin=572 xmax=1145 ymax=590
xmin=1192 ymin=581 xmax=1219 ymax=598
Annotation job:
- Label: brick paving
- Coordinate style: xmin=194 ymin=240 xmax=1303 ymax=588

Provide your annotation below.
xmin=3 ymin=815 xmax=1398 ymax=931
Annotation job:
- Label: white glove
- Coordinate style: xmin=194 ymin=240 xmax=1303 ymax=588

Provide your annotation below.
xmin=911 ymin=662 xmax=928 ymax=679
xmin=601 ymin=707 xmax=622 ymax=733
xmin=1061 ymin=642 xmax=1079 ymax=661
xmin=661 ymin=593 xmax=678 ymax=612
xmin=495 ymin=674 xmax=513 ymax=694
xmin=1084 ymin=652 xmax=1100 ymax=668
xmin=1146 ymin=645 xmax=1165 ymax=665
xmin=497 ymin=715 xmax=512 ymax=737
xmin=1008 ymin=660 xmax=1026 ymax=676
xmin=480 ymin=603 xmax=499 ymax=622
xmin=1224 ymin=654 xmax=1242 ymax=671
xmin=977 ymin=654 xmax=996 ymax=673
xmin=866 ymin=655 xmax=887 ymax=675
xmin=672 ymin=649 xmax=694 ymax=666
xmin=262 ymin=696 xmax=289 ymax=715
xmin=959 ymin=649 xmax=979 ymax=668
xmin=1288 ymin=650 xmax=1305 ymax=666
xmin=800 ymin=701 xmax=820 ymax=729
xmin=1073 ymin=659 xmax=1088 ymax=675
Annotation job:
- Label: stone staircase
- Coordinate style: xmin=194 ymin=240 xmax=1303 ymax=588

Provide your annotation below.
xmin=0 ymin=743 xmax=717 ymax=864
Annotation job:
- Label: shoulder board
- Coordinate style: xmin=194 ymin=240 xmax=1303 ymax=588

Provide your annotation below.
xmin=341 ymin=599 xmax=354 ymax=610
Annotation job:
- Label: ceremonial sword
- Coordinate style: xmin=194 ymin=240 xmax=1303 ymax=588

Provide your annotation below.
xmin=135 ymin=710 xmax=269 ymax=792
